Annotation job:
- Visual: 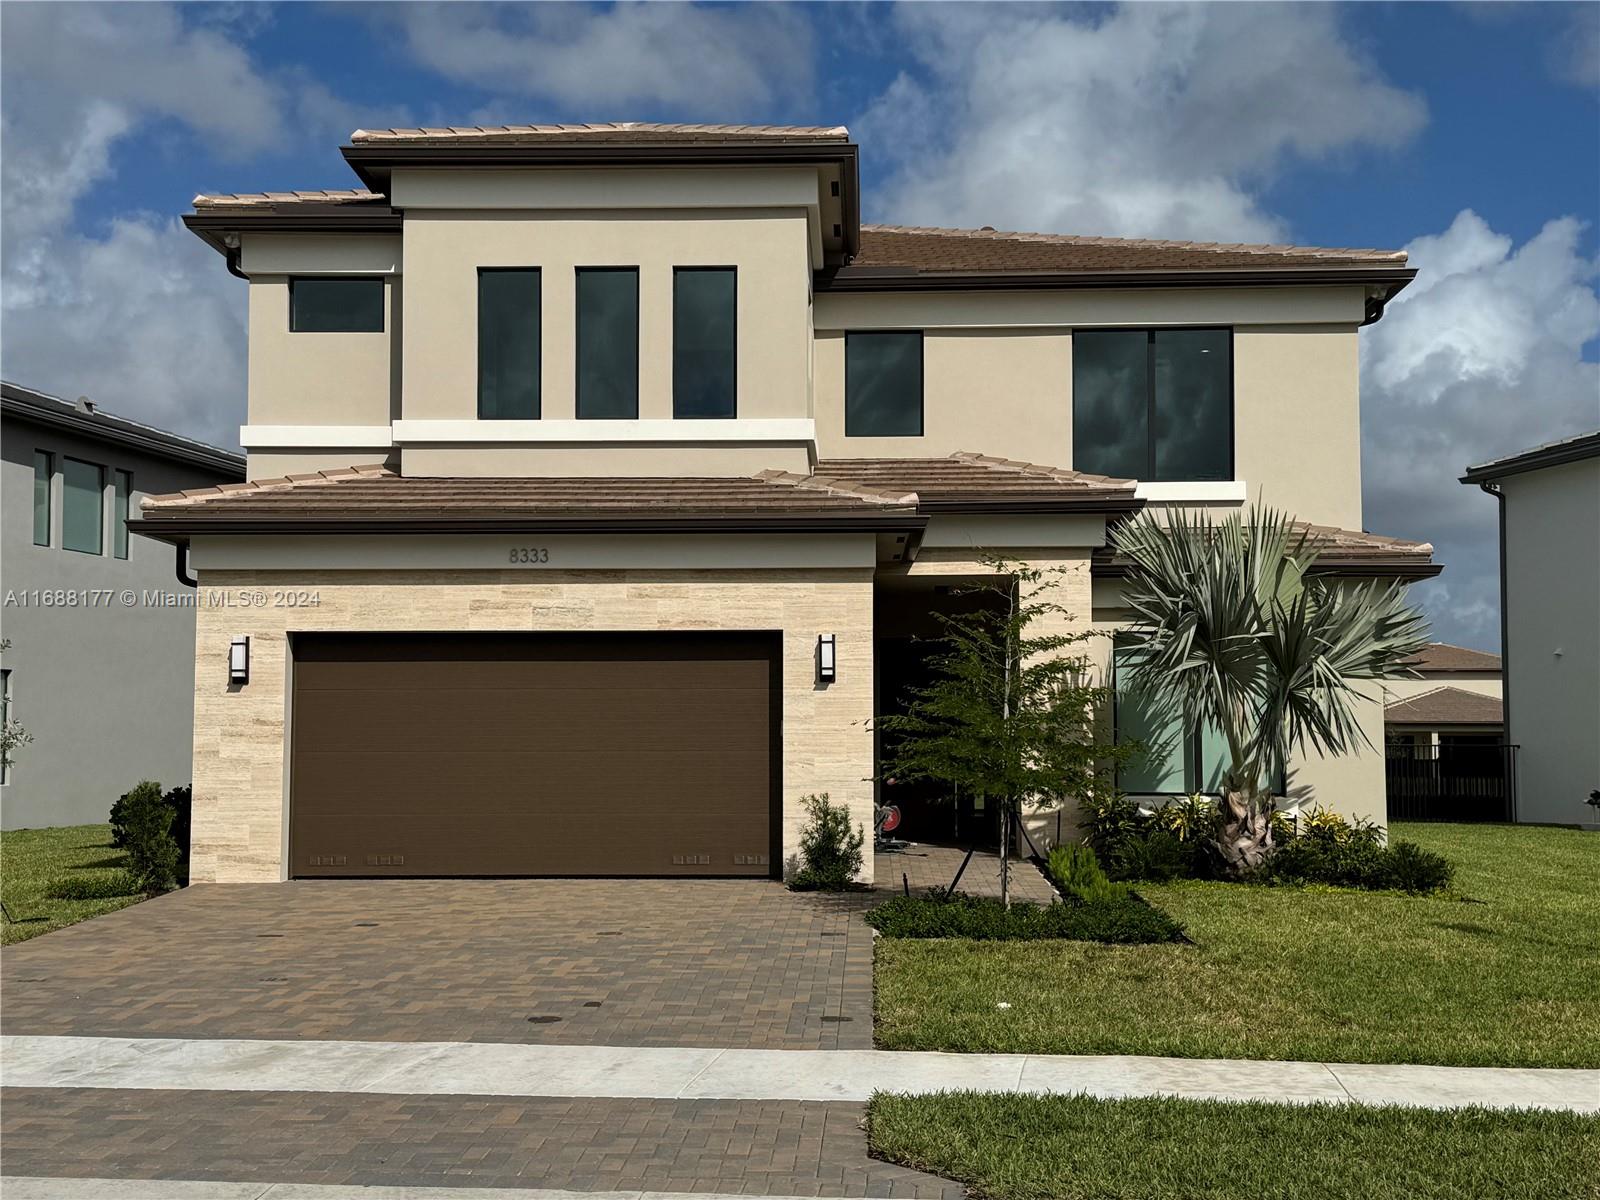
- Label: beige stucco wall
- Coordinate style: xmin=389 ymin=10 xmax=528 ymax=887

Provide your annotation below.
xmin=399 ymin=441 xmax=811 ymax=479
xmin=1501 ymin=456 xmax=1600 ymax=827
xmin=1381 ymin=675 xmax=1503 ymax=703
xmin=399 ymin=211 xmax=813 ymax=428
xmin=188 ymin=566 xmax=876 ymax=883
xmin=812 ymin=289 xmax=1366 ymax=530
xmin=246 ymin=275 xmax=400 ymax=429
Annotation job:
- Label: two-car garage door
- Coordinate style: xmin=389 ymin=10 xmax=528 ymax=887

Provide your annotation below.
xmin=288 ymin=632 xmax=779 ymax=878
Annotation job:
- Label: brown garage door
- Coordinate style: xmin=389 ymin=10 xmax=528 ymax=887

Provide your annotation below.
xmin=289 ymin=632 xmax=779 ymax=878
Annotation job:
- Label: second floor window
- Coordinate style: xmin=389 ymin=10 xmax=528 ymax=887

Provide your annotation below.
xmin=846 ymin=331 xmax=923 ymax=437
xmin=674 ymin=268 xmax=736 ymax=418
xmin=62 ymin=457 xmax=103 ymax=556
xmin=478 ymin=268 xmax=541 ymax=419
xmin=1073 ymin=328 xmax=1232 ymax=481
xmin=32 ymin=451 xmax=51 ymax=546
xmin=289 ymin=277 xmax=385 ymax=332
xmin=576 ymin=268 xmax=639 ymax=419
xmin=113 ymin=469 xmax=133 ymax=560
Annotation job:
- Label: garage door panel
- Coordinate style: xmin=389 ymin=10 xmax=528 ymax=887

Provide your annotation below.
xmin=292 ymin=689 xmax=769 ymax=750
xmin=289 ymin=633 xmax=779 ymax=878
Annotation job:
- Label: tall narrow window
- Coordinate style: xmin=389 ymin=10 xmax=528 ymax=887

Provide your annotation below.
xmin=32 ymin=451 xmax=51 ymax=546
xmin=478 ymin=269 xmax=541 ymax=419
xmin=1113 ymin=643 xmax=1188 ymax=794
xmin=845 ymin=331 xmax=923 ymax=437
xmin=576 ymin=268 xmax=639 ymax=419
xmin=289 ymin=277 xmax=385 ymax=332
xmin=62 ymin=457 xmax=103 ymax=555
xmin=1073 ymin=328 xmax=1232 ymax=481
xmin=113 ymin=469 xmax=133 ymax=560
xmin=674 ymin=268 xmax=736 ymax=418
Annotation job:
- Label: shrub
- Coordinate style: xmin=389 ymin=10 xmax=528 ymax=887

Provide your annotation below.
xmin=111 ymin=782 xmax=192 ymax=884
xmin=865 ymin=892 xmax=1184 ymax=944
xmin=1110 ymin=829 xmax=1201 ymax=883
xmin=787 ymin=792 xmax=866 ymax=891
xmin=1045 ymin=843 xmax=1130 ymax=903
xmin=117 ymin=780 xmax=182 ymax=894
xmin=1264 ymin=809 xmax=1453 ymax=894
xmin=1084 ymin=792 xmax=1213 ymax=882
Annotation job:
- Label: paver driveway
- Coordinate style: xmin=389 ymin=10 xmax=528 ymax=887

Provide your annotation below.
xmin=0 ymin=878 xmax=876 ymax=1049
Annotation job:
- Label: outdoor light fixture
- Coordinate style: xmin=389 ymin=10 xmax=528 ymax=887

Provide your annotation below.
xmin=817 ymin=633 xmax=836 ymax=684
xmin=229 ymin=636 xmax=250 ymax=685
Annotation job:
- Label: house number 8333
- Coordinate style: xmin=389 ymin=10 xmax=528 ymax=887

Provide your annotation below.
xmin=508 ymin=547 xmax=551 ymax=564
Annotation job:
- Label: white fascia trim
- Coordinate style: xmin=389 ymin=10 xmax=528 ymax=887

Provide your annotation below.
xmin=239 ymin=424 xmax=394 ymax=449
xmin=393 ymin=418 xmax=816 ymax=445
xmin=1135 ymin=480 xmax=1248 ymax=502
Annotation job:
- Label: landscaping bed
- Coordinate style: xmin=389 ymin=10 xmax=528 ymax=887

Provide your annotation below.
xmin=867 ymin=1090 xmax=1600 ymax=1200
xmin=0 ymin=824 xmax=142 ymax=945
xmin=874 ymin=822 xmax=1600 ymax=1067
xmin=866 ymin=891 xmax=1184 ymax=944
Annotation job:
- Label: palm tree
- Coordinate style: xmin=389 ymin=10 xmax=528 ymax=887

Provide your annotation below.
xmin=1111 ymin=506 xmax=1429 ymax=874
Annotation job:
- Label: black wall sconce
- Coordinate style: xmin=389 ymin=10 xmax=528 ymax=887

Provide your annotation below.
xmin=816 ymin=633 xmax=836 ymax=684
xmin=229 ymin=635 xmax=250 ymax=685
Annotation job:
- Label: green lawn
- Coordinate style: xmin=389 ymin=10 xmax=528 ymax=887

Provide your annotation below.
xmin=0 ymin=823 xmax=143 ymax=945
xmin=868 ymin=1091 xmax=1600 ymax=1200
xmin=875 ymin=822 xmax=1600 ymax=1067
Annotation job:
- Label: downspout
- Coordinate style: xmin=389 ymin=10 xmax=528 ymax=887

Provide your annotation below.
xmin=225 ymin=245 xmax=248 ymax=281
xmin=175 ymin=540 xmax=198 ymax=588
xmin=1478 ymin=480 xmax=1515 ymax=821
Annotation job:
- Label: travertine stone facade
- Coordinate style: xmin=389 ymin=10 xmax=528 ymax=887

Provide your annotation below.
xmin=190 ymin=567 xmax=875 ymax=883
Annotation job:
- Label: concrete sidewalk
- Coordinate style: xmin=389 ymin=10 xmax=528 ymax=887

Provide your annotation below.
xmin=5 ymin=1034 xmax=1595 ymax=1113
xmin=4 ymin=1181 xmax=814 ymax=1200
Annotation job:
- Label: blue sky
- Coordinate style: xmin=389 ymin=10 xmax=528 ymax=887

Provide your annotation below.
xmin=3 ymin=2 xmax=1597 ymax=650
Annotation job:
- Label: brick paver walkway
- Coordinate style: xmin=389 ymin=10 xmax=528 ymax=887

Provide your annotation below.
xmin=0 ymin=879 xmax=874 ymax=1049
xmin=2 ymin=1089 xmax=962 ymax=1198
xmin=874 ymin=842 xmax=1058 ymax=905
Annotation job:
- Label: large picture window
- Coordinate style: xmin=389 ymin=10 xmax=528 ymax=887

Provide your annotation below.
xmin=673 ymin=268 xmax=737 ymax=418
xmin=478 ymin=268 xmax=541 ymax=419
xmin=289 ymin=277 xmax=385 ymax=333
xmin=576 ymin=268 xmax=639 ymax=419
xmin=62 ymin=457 xmax=103 ymax=556
xmin=845 ymin=331 xmax=923 ymax=437
xmin=1073 ymin=328 xmax=1231 ymax=481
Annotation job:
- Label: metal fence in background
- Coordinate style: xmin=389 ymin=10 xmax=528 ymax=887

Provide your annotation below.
xmin=1386 ymin=743 xmax=1518 ymax=823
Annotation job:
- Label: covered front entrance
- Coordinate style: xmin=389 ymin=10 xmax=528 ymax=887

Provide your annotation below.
xmin=288 ymin=631 xmax=780 ymax=878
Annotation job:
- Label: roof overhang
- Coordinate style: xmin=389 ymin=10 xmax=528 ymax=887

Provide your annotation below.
xmin=2 ymin=384 xmax=245 ymax=477
xmin=340 ymin=140 xmax=861 ymax=260
xmin=814 ymin=265 xmax=1415 ymax=324
xmin=1460 ymin=430 xmax=1600 ymax=484
xmin=1091 ymin=548 xmax=1441 ymax=583
xmin=184 ymin=206 xmax=403 ymax=258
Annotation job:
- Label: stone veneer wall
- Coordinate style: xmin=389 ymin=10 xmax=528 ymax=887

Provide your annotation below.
xmin=189 ymin=567 xmax=875 ymax=883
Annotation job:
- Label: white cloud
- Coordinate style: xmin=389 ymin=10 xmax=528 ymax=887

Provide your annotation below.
xmin=856 ymin=3 xmax=1427 ymax=241
xmin=1361 ymin=211 xmax=1600 ymax=649
xmin=0 ymin=3 xmax=393 ymax=449
xmin=371 ymin=2 xmax=815 ymax=113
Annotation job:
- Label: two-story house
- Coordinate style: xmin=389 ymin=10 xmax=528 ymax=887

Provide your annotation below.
xmin=136 ymin=123 xmax=1438 ymax=884
xmin=1 ymin=382 xmax=246 ymax=829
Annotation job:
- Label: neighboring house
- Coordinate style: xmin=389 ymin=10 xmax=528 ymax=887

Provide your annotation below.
xmin=137 ymin=122 xmax=1438 ymax=884
xmin=0 ymin=382 xmax=246 ymax=829
xmin=1383 ymin=642 xmax=1504 ymax=750
xmin=1463 ymin=431 xmax=1600 ymax=829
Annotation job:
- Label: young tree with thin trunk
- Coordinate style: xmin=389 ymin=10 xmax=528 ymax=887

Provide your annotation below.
xmin=1112 ymin=506 xmax=1429 ymax=874
xmin=875 ymin=557 xmax=1132 ymax=904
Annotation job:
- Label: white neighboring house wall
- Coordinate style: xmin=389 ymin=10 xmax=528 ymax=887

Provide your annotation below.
xmin=1466 ymin=436 xmax=1600 ymax=829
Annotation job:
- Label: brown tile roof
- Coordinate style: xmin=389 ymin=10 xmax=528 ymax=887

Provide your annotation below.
xmin=133 ymin=465 xmax=921 ymax=532
xmin=1403 ymin=642 xmax=1502 ymax=673
xmin=1385 ymin=686 xmax=1504 ymax=727
xmin=192 ymin=189 xmax=385 ymax=210
xmin=1094 ymin=521 xmax=1438 ymax=579
xmin=349 ymin=123 xmax=850 ymax=146
xmin=854 ymin=225 xmax=1407 ymax=273
xmin=812 ymin=452 xmax=1137 ymax=510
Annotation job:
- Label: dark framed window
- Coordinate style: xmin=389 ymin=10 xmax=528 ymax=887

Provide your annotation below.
xmin=32 ymin=450 xmax=51 ymax=546
xmin=576 ymin=267 xmax=639 ymax=419
xmin=673 ymin=267 xmax=737 ymax=418
xmin=478 ymin=268 xmax=541 ymax=419
xmin=289 ymin=277 xmax=385 ymax=333
xmin=1073 ymin=328 xmax=1232 ymax=481
xmin=845 ymin=331 xmax=923 ymax=437
xmin=62 ymin=457 xmax=103 ymax=556
xmin=113 ymin=469 xmax=132 ymax=560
